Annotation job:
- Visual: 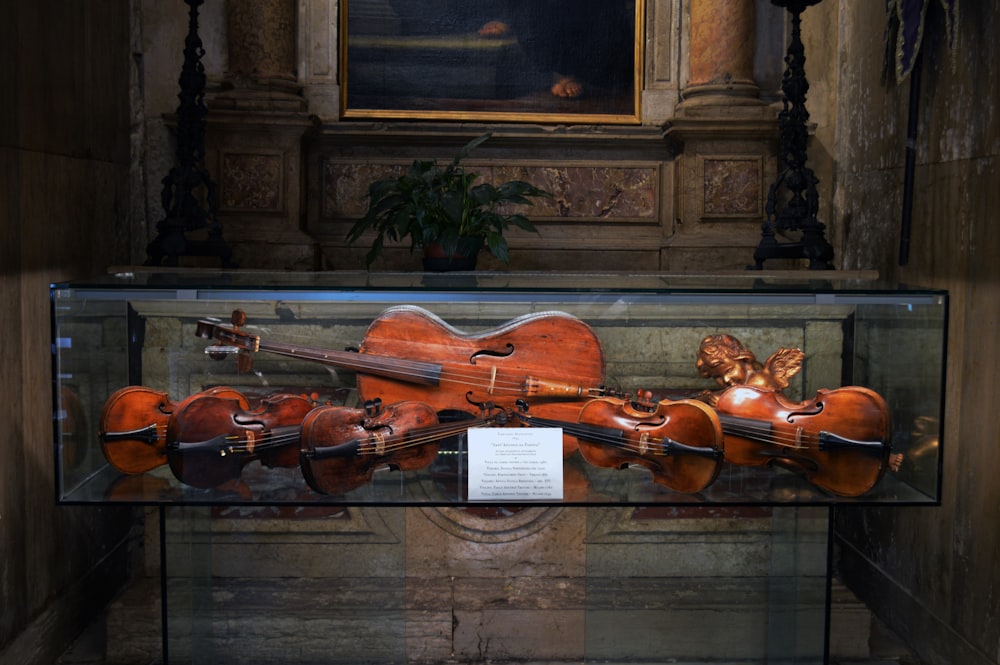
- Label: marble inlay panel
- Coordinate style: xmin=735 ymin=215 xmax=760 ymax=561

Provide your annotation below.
xmin=322 ymin=161 xmax=659 ymax=221
xmin=702 ymin=157 xmax=761 ymax=218
xmin=221 ymin=152 xmax=283 ymax=211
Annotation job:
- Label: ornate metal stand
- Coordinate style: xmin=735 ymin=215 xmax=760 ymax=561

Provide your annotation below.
xmin=753 ymin=0 xmax=834 ymax=270
xmin=146 ymin=0 xmax=234 ymax=268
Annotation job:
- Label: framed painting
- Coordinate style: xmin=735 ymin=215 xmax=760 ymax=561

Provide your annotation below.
xmin=340 ymin=0 xmax=643 ymax=124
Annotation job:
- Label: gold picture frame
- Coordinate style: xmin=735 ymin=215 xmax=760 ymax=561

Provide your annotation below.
xmin=340 ymin=0 xmax=644 ymax=124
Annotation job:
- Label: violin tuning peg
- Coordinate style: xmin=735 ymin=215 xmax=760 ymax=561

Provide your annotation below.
xmin=231 ymin=309 xmax=247 ymax=328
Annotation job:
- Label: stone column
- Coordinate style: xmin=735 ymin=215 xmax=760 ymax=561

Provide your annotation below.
xmin=225 ymin=0 xmax=298 ymax=92
xmin=684 ymin=0 xmax=759 ymax=103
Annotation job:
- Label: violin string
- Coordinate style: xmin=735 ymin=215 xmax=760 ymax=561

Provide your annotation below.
xmin=257 ymin=339 xmax=599 ymax=397
xmin=719 ymin=420 xmax=835 ymax=450
xmin=115 ymin=402 xmax=849 ymax=454
xmin=307 ymin=416 xmax=501 ymax=457
xmin=518 ymin=415 xmax=718 ymax=457
xmin=210 ymin=413 xmax=498 ymax=457
xmin=101 ymin=424 xmax=169 ymax=442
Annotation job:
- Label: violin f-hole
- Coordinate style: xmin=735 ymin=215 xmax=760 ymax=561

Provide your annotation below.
xmin=632 ymin=416 xmax=667 ymax=432
xmin=787 ymin=400 xmax=824 ymax=422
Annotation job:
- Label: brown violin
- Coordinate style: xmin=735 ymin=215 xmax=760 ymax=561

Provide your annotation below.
xmin=196 ymin=306 xmax=612 ymax=416
xmin=299 ymin=399 xmax=511 ymax=495
xmin=515 ymin=395 xmax=725 ymax=494
xmin=165 ymin=392 xmax=314 ymax=488
xmin=99 ymin=385 xmax=249 ymax=474
xmin=712 ymin=385 xmax=892 ymax=496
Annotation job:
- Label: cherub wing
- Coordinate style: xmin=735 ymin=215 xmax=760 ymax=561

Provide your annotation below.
xmin=761 ymin=347 xmax=805 ymax=390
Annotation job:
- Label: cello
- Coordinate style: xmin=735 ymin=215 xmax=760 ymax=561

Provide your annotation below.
xmin=195 ymin=306 xmax=612 ymax=415
xmin=165 ymin=391 xmax=314 ymax=489
xmin=99 ymin=385 xmax=249 ymax=474
xmin=711 ymin=385 xmax=892 ymax=496
xmin=514 ymin=394 xmax=724 ymax=494
xmin=299 ymin=399 xmax=511 ymax=495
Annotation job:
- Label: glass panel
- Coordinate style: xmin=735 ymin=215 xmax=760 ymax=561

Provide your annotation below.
xmin=163 ymin=505 xmax=407 ymax=664
xmin=765 ymin=507 xmax=829 ymax=663
xmin=584 ymin=505 xmax=828 ymax=664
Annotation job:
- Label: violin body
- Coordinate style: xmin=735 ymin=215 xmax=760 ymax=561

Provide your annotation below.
xmin=713 ymin=385 xmax=892 ymax=496
xmin=576 ymin=398 xmax=724 ymax=493
xmin=574 ymin=397 xmax=724 ymax=493
xmin=99 ymin=385 xmax=247 ymax=474
xmin=299 ymin=400 xmax=441 ymax=495
xmin=166 ymin=392 xmax=314 ymax=488
xmin=516 ymin=397 xmax=724 ymax=493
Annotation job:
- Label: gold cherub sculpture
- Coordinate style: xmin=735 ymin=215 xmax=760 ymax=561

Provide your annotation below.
xmin=694 ymin=334 xmax=805 ymax=404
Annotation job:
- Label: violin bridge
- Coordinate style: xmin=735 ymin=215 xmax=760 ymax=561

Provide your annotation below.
xmin=488 ymin=365 xmax=498 ymax=395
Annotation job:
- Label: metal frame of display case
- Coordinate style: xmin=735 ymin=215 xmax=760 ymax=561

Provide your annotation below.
xmin=50 ymin=271 xmax=948 ymax=664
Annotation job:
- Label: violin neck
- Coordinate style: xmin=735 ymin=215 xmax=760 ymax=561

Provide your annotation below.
xmin=257 ymin=339 xmax=442 ymax=387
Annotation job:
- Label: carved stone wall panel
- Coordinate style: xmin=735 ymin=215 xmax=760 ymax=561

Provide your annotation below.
xmin=702 ymin=155 xmax=764 ymax=219
xmin=319 ymin=160 xmax=659 ymax=222
xmin=500 ymin=164 xmax=659 ymax=220
xmin=219 ymin=150 xmax=284 ymax=213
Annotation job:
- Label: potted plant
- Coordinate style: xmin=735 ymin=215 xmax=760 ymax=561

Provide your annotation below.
xmin=346 ymin=132 xmax=550 ymax=270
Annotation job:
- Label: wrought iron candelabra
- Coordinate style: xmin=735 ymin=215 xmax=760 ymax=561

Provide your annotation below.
xmin=753 ymin=0 xmax=834 ymax=270
xmin=146 ymin=0 xmax=234 ymax=268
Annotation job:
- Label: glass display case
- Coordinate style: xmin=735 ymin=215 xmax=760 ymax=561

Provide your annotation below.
xmin=53 ymin=271 xmax=945 ymax=664
xmin=51 ymin=270 xmax=947 ymax=508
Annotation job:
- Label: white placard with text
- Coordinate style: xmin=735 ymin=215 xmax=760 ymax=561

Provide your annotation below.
xmin=467 ymin=427 xmax=564 ymax=501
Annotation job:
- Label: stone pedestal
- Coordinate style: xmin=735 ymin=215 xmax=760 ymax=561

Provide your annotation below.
xmin=663 ymin=108 xmax=781 ymax=270
xmin=203 ymin=109 xmax=317 ymax=270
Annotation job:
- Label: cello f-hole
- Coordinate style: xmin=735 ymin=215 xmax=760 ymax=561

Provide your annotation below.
xmin=469 ymin=343 xmax=515 ymax=364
